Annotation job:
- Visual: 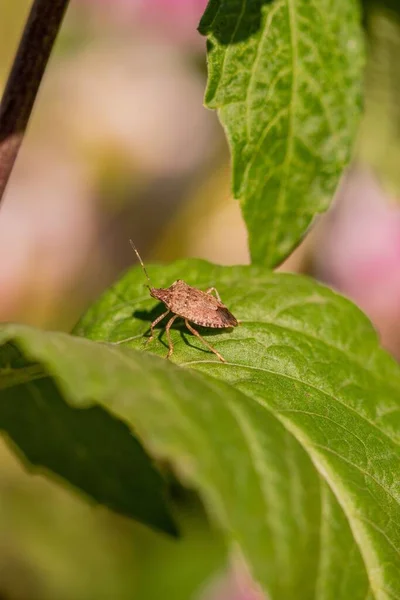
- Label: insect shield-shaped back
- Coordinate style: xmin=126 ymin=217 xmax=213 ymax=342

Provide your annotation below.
xmin=153 ymin=279 xmax=238 ymax=329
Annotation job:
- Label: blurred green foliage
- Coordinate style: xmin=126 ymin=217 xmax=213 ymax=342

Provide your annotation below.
xmin=0 ymin=1 xmax=30 ymax=80
xmin=0 ymin=441 xmax=225 ymax=599
xmin=358 ymin=2 xmax=400 ymax=194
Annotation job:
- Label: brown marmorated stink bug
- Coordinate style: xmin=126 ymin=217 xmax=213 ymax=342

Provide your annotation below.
xmin=128 ymin=240 xmax=238 ymax=362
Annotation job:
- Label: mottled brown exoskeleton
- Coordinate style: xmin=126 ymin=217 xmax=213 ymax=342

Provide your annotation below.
xmin=129 ymin=240 xmax=238 ymax=362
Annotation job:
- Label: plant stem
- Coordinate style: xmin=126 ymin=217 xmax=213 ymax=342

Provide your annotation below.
xmin=0 ymin=0 xmax=70 ymax=204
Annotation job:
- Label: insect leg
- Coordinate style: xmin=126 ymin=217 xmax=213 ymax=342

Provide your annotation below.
xmin=165 ymin=314 xmax=179 ymax=358
xmin=205 ymin=287 xmax=222 ymax=302
xmin=184 ymin=319 xmax=226 ymax=363
xmin=146 ymin=309 xmax=170 ymax=345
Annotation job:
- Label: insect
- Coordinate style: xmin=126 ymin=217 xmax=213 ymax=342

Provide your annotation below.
xmin=129 ymin=240 xmax=238 ymax=362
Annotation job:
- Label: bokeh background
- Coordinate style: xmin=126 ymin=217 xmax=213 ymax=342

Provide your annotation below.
xmin=0 ymin=1 xmax=399 ymax=598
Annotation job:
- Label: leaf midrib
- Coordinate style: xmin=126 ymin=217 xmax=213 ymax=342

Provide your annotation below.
xmin=182 ymin=358 xmax=400 ymax=453
xmin=267 ymin=0 xmax=298 ymax=256
xmin=243 ymin=1 xmax=282 ymax=143
xmin=213 ymin=0 xmax=247 ymax=105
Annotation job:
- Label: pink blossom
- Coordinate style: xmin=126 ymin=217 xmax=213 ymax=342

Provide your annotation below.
xmin=316 ymin=167 xmax=400 ymax=359
xmin=78 ymin=0 xmax=208 ymax=44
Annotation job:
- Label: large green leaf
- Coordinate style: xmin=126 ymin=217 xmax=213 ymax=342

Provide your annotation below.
xmin=1 ymin=260 xmax=399 ymax=599
xmin=199 ymin=0 xmax=364 ymax=266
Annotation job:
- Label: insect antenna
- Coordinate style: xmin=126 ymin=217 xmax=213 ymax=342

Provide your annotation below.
xmin=129 ymin=240 xmax=152 ymax=288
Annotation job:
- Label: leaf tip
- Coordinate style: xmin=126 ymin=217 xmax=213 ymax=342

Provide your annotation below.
xmin=197 ymin=0 xmax=220 ymax=36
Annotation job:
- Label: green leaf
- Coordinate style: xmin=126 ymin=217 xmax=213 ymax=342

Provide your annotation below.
xmin=2 ymin=259 xmax=400 ymax=598
xmin=358 ymin=5 xmax=400 ymax=195
xmin=0 ymin=341 xmax=177 ymax=537
xmin=199 ymin=0 xmax=364 ymax=266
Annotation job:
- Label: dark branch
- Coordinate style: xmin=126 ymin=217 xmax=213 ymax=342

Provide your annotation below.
xmin=0 ymin=0 xmax=70 ymax=204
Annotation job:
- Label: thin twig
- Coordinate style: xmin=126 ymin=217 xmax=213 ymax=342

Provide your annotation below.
xmin=0 ymin=0 xmax=70 ymax=204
